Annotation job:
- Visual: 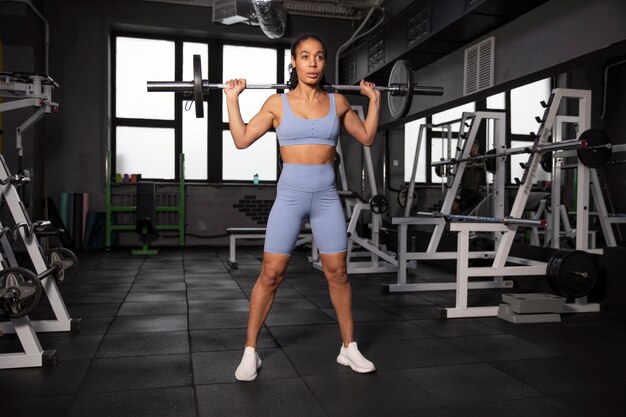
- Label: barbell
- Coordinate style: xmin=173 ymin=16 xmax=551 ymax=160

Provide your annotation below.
xmin=147 ymin=55 xmax=444 ymax=119
xmin=432 ymin=128 xmax=613 ymax=174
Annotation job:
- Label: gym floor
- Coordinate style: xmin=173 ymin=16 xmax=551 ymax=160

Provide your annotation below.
xmin=1 ymin=247 xmax=626 ymax=417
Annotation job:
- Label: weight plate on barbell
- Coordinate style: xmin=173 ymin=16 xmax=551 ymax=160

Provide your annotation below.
xmin=0 ymin=267 xmax=43 ymax=319
xmin=483 ymin=149 xmax=497 ymax=173
xmin=370 ymin=194 xmax=389 ymax=214
xmin=387 ymin=60 xmax=413 ymax=120
xmin=46 ymin=248 xmax=79 ymax=284
xmin=577 ymin=129 xmax=612 ymax=169
xmin=540 ymin=151 xmax=553 ymax=173
xmin=193 ymin=55 xmax=204 ymax=118
xmin=398 ymin=187 xmax=417 ymax=209
xmin=547 ymin=249 xmax=599 ymax=298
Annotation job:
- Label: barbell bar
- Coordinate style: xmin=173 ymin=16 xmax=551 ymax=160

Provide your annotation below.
xmin=416 ymin=211 xmax=546 ymax=228
xmin=147 ymin=55 xmax=444 ymax=119
xmin=432 ymin=128 xmax=614 ymax=173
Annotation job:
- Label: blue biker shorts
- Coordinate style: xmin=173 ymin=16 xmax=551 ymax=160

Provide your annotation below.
xmin=264 ymin=163 xmax=347 ymax=255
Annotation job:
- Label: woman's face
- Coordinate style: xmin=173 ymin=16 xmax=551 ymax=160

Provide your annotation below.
xmin=291 ymin=38 xmax=326 ymax=87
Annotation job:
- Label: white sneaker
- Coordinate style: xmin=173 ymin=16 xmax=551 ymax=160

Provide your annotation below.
xmin=235 ymin=346 xmax=262 ymax=381
xmin=336 ymin=342 xmax=376 ymax=373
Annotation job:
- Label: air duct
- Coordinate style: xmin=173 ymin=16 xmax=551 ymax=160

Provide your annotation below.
xmin=250 ymin=0 xmax=286 ymax=39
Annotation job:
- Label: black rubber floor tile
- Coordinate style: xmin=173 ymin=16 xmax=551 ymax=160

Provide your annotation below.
xmin=188 ymin=312 xmax=250 ymax=330
xmin=96 ymin=331 xmax=189 ymax=357
xmin=304 ymin=371 xmax=441 ymax=416
xmin=130 ymin=282 xmax=186 ymax=292
xmin=4 ymin=395 xmax=73 ymax=417
xmin=66 ymin=386 xmax=196 ymax=417
xmin=322 ymin=306 xmax=403 ymax=322
xmin=282 ymin=344 xmax=356 ymax=376
xmin=188 ymin=299 xmax=250 ymax=313
xmin=554 ymin=388 xmax=626 ymax=417
xmin=305 ymin=294 xmax=375 ymax=309
xmin=0 ymin=359 xmax=91 ymax=398
xmin=268 ymin=323 xmax=343 ymax=347
xmin=403 ymin=363 xmax=541 ymax=407
xmin=73 ymin=274 xmax=136 ymax=284
xmin=133 ymin=274 xmax=185 ymax=283
xmin=79 ymin=354 xmax=192 ymax=393
xmin=363 ymin=293 xmax=433 ymax=307
xmin=568 ymin=344 xmax=626 ymax=380
xmin=446 ymin=334 xmax=560 ymax=362
xmin=411 ymin=318 xmax=505 ymax=337
xmin=383 ymin=305 xmax=444 ymax=320
xmin=66 ymin=302 xmax=121 ymax=318
xmin=353 ymin=320 xmax=434 ymax=342
xmin=265 ymin=308 xmax=337 ymax=326
xmin=271 ymin=297 xmax=319 ymax=310
xmin=72 ymin=316 xmax=114 ymax=335
xmin=117 ymin=301 xmax=188 ymax=316
xmin=108 ymin=314 xmax=188 ymax=333
xmin=35 ymin=334 xmax=104 ymax=360
xmin=60 ymin=283 xmax=132 ymax=293
xmin=368 ymin=338 xmax=479 ymax=370
xmin=63 ymin=291 xmax=128 ymax=304
xmin=491 ymin=357 xmax=626 ymax=396
xmin=446 ymin=396 xmax=576 ymax=417
xmin=192 ymin=348 xmax=297 ymax=384
xmin=185 ymin=280 xmax=241 ymax=290
xmin=196 ymin=378 xmax=326 ymax=417
xmin=186 ymin=288 xmax=247 ymax=301
xmin=125 ymin=290 xmax=187 ymax=302
xmin=190 ymin=328 xmax=276 ymax=352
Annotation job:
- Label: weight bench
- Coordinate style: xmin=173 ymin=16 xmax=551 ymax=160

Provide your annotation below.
xmin=226 ymin=227 xmax=312 ymax=268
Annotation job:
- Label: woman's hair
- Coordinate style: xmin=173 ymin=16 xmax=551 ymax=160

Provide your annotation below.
xmin=287 ymin=33 xmax=329 ymax=90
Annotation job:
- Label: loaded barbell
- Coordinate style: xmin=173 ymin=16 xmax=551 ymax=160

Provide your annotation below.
xmin=432 ymin=128 xmax=613 ymax=174
xmin=147 ymin=55 xmax=444 ymax=119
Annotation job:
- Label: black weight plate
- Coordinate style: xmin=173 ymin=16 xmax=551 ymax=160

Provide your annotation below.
xmin=0 ymin=267 xmax=43 ymax=319
xmin=387 ymin=60 xmax=413 ymax=120
xmin=370 ymin=194 xmax=389 ymax=214
xmin=193 ymin=55 xmax=204 ymax=118
xmin=541 ymin=151 xmax=553 ymax=173
xmin=434 ymin=163 xmax=445 ymax=178
xmin=577 ymin=129 xmax=612 ymax=168
xmin=46 ymin=248 xmax=79 ymax=284
xmin=547 ymin=249 xmax=599 ymax=298
xmin=484 ymin=149 xmax=497 ymax=173
xmin=398 ymin=187 xmax=417 ymax=209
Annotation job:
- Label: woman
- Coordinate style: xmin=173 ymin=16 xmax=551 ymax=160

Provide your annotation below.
xmin=225 ymin=33 xmax=380 ymax=382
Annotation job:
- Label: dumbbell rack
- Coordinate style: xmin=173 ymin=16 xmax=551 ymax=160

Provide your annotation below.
xmin=0 ymin=155 xmax=79 ymax=368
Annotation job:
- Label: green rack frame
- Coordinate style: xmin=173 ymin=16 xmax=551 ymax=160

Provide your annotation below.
xmin=105 ymin=151 xmax=185 ymax=251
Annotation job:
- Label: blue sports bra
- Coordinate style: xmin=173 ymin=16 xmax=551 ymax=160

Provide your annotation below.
xmin=276 ymin=93 xmax=340 ymax=147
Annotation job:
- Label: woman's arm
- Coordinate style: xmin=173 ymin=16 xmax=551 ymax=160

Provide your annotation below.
xmin=338 ymin=80 xmax=381 ymax=147
xmin=225 ymin=79 xmax=276 ymax=149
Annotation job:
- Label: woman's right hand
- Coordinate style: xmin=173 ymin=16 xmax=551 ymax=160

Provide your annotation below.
xmin=224 ymin=78 xmax=246 ymax=99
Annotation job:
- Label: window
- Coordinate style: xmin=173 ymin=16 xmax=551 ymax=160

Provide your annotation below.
xmin=510 ymin=78 xmax=551 ymax=135
xmin=221 ymin=45 xmax=279 ymax=181
xmin=114 ymin=37 xmax=176 ymax=180
xmin=404 ymin=118 xmax=426 ymax=183
xmin=182 ymin=42 xmax=209 ymax=180
xmin=430 ymin=102 xmax=475 ymax=182
xmin=112 ymin=35 xmax=288 ymax=182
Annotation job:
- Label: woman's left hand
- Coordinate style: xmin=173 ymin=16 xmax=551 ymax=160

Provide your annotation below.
xmin=359 ymin=79 xmax=380 ymax=101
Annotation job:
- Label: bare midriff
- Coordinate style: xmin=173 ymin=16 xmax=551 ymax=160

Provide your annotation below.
xmin=279 ymin=144 xmax=336 ymax=165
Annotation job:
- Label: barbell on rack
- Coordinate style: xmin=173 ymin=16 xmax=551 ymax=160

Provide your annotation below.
xmin=416 ymin=211 xmax=546 ymax=227
xmin=432 ymin=128 xmax=613 ymax=174
xmin=147 ymin=56 xmax=444 ymax=119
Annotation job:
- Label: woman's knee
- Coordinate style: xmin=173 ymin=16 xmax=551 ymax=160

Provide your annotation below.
xmin=258 ymin=266 xmax=285 ymax=289
xmin=324 ymin=263 xmax=348 ymax=286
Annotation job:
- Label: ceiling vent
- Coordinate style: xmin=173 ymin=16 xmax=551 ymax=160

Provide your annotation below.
xmin=464 ymin=36 xmax=494 ymax=96
xmin=212 ymin=0 xmax=250 ymax=25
